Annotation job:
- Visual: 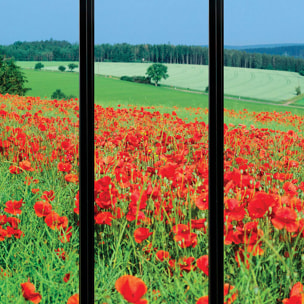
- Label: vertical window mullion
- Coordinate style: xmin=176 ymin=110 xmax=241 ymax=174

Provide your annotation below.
xmin=79 ymin=0 xmax=95 ymax=303
xmin=209 ymin=0 xmax=224 ymax=303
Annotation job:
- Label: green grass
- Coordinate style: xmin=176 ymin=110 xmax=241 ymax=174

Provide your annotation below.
xmin=295 ymin=97 xmax=304 ymax=105
xmin=18 ymin=61 xmax=304 ymax=101
xmin=1 ymin=88 xmax=304 ymax=303
xmin=22 ymin=69 xmax=304 ymax=121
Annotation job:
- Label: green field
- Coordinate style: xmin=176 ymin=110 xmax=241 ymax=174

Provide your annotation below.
xmin=18 ymin=61 xmax=304 ymax=102
xmin=22 ymin=69 xmax=304 ymax=121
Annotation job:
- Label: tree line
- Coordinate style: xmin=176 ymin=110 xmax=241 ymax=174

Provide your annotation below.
xmin=1 ymin=40 xmax=304 ymax=74
xmin=243 ymin=45 xmax=304 ymax=60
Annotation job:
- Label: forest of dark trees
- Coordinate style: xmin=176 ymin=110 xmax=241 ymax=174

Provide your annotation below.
xmin=1 ymin=40 xmax=304 ymax=74
xmin=243 ymin=45 xmax=304 ymax=59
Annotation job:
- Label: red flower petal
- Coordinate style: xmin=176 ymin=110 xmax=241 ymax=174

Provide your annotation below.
xmin=115 ymin=275 xmax=147 ymax=303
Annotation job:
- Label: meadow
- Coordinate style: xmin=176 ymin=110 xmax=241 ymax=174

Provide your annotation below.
xmin=1 ymin=61 xmax=304 ymax=303
xmin=17 ymin=61 xmax=304 ymax=102
xmin=21 ymin=69 xmax=304 ymax=123
xmin=0 ymin=88 xmax=304 ymax=303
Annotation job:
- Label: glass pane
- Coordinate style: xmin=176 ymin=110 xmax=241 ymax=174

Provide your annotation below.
xmin=224 ymin=1 xmax=304 ymax=303
xmin=0 ymin=1 xmax=79 ymax=303
xmin=94 ymin=1 xmax=210 ymax=303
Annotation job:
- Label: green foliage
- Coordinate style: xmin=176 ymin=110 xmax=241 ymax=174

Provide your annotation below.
xmin=0 ymin=56 xmax=31 ymax=96
xmin=34 ymin=62 xmax=44 ymax=70
xmin=51 ymin=89 xmax=66 ymax=99
xmin=68 ymin=63 xmax=78 ymax=71
xmin=120 ymin=75 xmax=151 ymax=84
xmin=146 ymin=63 xmax=169 ymax=86
xmin=58 ymin=65 xmax=66 ymax=72
xmin=296 ymin=86 xmax=301 ymax=95
xmin=205 ymin=86 xmax=209 ymax=93
xmin=299 ymin=70 xmax=304 ymax=76
xmin=2 ymin=40 xmax=304 ymax=74
xmin=51 ymin=89 xmax=76 ymax=100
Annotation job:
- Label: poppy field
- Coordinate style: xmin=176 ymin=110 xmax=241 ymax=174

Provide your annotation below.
xmin=1 ymin=93 xmax=304 ymax=303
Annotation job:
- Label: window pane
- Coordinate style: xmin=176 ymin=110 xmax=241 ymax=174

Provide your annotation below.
xmin=224 ymin=1 xmax=304 ymax=302
xmin=0 ymin=1 xmax=79 ymax=303
xmin=94 ymin=1 xmax=210 ymax=302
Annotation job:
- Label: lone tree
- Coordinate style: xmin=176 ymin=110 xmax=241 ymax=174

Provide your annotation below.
xmin=58 ymin=65 xmax=66 ymax=72
xmin=68 ymin=63 xmax=78 ymax=72
xmin=146 ymin=63 xmax=169 ymax=87
xmin=35 ymin=62 xmax=44 ymax=70
xmin=0 ymin=56 xmax=31 ymax=96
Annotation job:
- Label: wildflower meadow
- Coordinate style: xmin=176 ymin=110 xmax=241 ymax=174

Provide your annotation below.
xmin=0 ymin=93 xmax=304 ymax=303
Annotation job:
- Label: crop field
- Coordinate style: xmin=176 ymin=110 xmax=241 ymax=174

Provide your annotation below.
xmin=1 ymin=92 xmax=304 ymax=303
xmin=21 ymin=69 xmax=304 ymax=122
xmin=18 ymin=61 xmax=304 ymax=102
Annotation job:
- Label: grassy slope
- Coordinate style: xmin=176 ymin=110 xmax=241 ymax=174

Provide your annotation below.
xmin=18 ymin=61 xmax=304 ymax=101
xmin=22 ymin=69 xmax=304 ymax=116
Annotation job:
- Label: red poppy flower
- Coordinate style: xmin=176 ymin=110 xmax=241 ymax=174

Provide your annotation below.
xmin=41 ymin=190 xmax=55 ymax=202
xmin=271 ymin=207 xmax=299 ymax=233
xmin=0 ymin=214 xmax=7 ymax=225
xmin=115 ymin=275 xmax=147 ymax=303
xmin=65 ymin=174 xmax=79 ymax=183
xmin=195 ymin=193 xmax=209 ymax=210
xmin=156 ymin=250 xmax=170 ymax=262
xmin=224 ymin=198 xmax=246 ymax=222
xmin=67 ymin=293 xmax=79 ymax=304
xmin=196 ymin=255 xmax=209 ymax=276
xmin=74 ymin=191 xmax=79 ymax=214
xmin=178 ymin=256 xmax=195 ymax=272
xmin=4 ymin=199 xmax=24 ymax=215
xmin=9 ymin=165 xmax=21 ymax=174
xmin=196 ymin=296 xmax=208 ymax=304
xmin=95 ymin=212 xmax=113 ymax=226
xmin=57 ymin=162 xmax=72 ymax=173
xmin=20 ymin=279 xmax=42 ymax=303
xmin=6 ymin=226 xmax=24 ymax=239
xmin=247 ymin=191 xmax=277 ymax=219
xmin=6 ymin=216 xmax=20 ymax=228
xmin=224 ymin=284 xmax=238 ymax=304
xmin=282 ymin=295 xmax=304 ymax=304
xmin=95 ymin=176 xmax=112 ymax=193
xmin=34 ymin=201 xmax=52 ymax=217
xmin=63 ymin=273 xmax=70 ymax=283
xmin=19 ymin=160 xmax=34 ymax=172
xmin=191 ymin=218 xmax=206 ymax=230
xmin=282 ymin=282 xmax=304 ymax=304
xmin=172 ymin=224 xmax=190 ymax=235
xmin=95 ymin=191 xmax=113 ymax=209
xmin=45 ymin=212 xmax=68 ymax=230
xmin=159 ymin=162 xmax=178 ymax=180
xmin=172 ymin=224 xmax=197 ymax=248
xmin=290 ymin=282 xmax=304 ymax=297
xmin=283 ymin=182 xmax=298 ymax=197
xmin=61 ymin=139 xmax=71 ymax=150
xmin=134 ymin=228 xmax=153 ymax=243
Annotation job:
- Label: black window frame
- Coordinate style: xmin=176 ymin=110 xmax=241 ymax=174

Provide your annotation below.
xmin=79 ymin=0 xmax=224 ymax=303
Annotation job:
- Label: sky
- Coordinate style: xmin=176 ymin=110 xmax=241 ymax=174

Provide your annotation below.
xmin=1 ymin=0 xmax=304 ymax=46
